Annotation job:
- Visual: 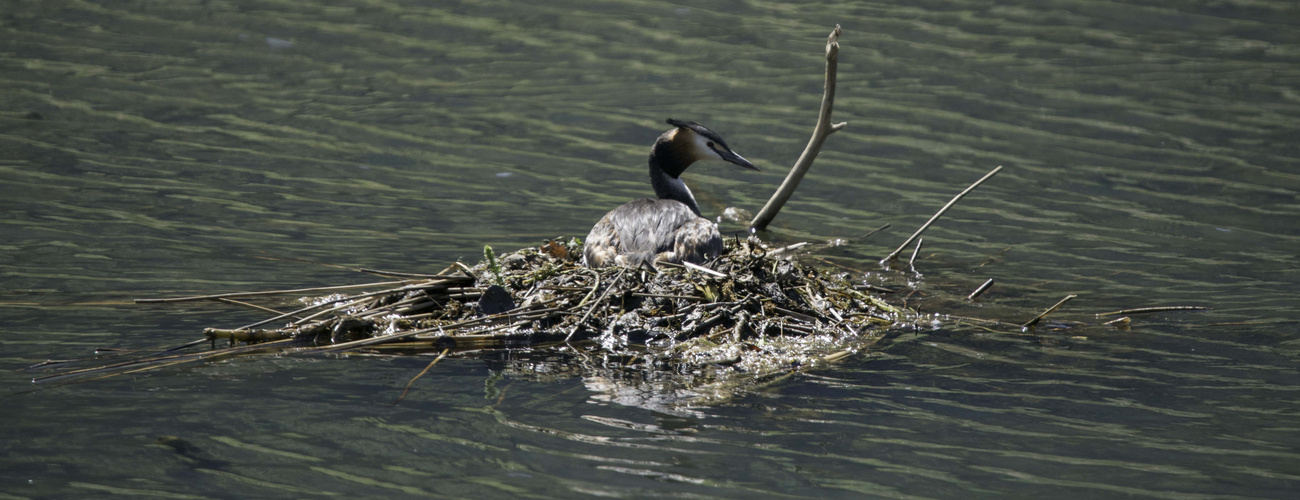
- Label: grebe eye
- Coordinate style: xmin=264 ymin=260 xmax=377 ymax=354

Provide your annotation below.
xmin=706 ymin=141 xmax=715 ymax=148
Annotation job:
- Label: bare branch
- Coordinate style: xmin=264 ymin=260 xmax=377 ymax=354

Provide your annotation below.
xmin=750 ymin=25 xmax=845 ymax=232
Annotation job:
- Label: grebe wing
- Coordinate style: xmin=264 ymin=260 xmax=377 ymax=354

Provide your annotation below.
xmin=583 ymin=209 xmax=625 ymax=268
xmin=583 ymin=199 xmax=717 ymax=267
xmin=667 ymin=216 xmax=723 ymax=265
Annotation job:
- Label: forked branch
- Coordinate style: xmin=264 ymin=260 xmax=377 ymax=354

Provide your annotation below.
xmin=750 ymin=25 xmax=846 ymax=232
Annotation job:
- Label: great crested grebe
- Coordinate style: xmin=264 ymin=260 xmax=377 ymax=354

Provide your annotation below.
xmin=583 ymin=119 xmax=758 ymax=268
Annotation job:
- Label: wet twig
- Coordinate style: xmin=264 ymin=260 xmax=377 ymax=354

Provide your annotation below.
xmin=967 ymin=279 xmax=994 ymax=300
xmin=1022 ymin=294 xmax=1077 ymax=330
xmin=858 ymin=223 xmax=890 ymax=240
xmin=392 ymin=348 xmax=450 ymax=405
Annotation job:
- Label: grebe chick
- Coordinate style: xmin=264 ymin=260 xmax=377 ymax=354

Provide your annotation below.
xmin=583 ymin=119 xmax=758 ymax=268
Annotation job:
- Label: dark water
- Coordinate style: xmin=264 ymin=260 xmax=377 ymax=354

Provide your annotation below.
xmin=3 ymin=0 xmax=1299 ymax=497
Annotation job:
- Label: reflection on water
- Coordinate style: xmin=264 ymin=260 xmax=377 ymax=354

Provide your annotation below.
xmin=2 ymin=0 xmax=1298 ymax=497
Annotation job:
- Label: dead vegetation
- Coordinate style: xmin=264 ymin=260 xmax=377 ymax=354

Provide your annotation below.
xmin=34 ymin=237 xmax=910 ymax=405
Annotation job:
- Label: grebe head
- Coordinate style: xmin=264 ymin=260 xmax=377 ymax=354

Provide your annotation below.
xmin=656 ymin=118 xmax=759 ymax=177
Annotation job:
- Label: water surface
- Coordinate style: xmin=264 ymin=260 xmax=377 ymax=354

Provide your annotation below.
xmin=2 ymin=0 xmax=1298 ymax=497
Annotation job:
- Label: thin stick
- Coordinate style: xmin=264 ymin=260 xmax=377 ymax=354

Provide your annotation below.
xmin=824 ymin=350 xmax=853 ymax=362
xmin=883 ymin=165 xmax=1004 ymax=262
xmin=235 ymin=301 xmax=337 ymax=331
xmin=134 ymin=280 xmax=419 ymax=303
xmin=566 ymin=269 xmax=625 ymax=341
xmin=286 ymin=297 xmax=374 ymax=327
xmin=683 ymin=261 xmax=727 ymax=278
xmin=235 ymin=282 xmax=447 ymax=330
xmin=358 ymin=294 xmax=429 ymax=319
xmin=750 ymin=25 xmax=846 ymax=231
xmin=161 ymin=295 xmax=344 ymax=353
xmin=631 ymin=293 xmax=705 ymax=301
xmin=1095 ymin=306 xmax=1208 ymax=316
xmin=767 ymin=242 xmax=810 ymax=257
xmin=857 ymin=223 xmax=890 ymax=240
xmin=34 ymin=338 xmax=300 ymax=384
xmin=967 ymin=279 xmax=994 ymax=300
xmin=392 ymin=348 xmax=450 ymax=405
xmin=773 ymin=306 xmax=819 ymax=324
xmin=358 ymin=269 xmax=472 ymax=280
xmin=84 ymin=340 xmax=296 ymax=381
xmin=158 ymin=337 xmax=218 ymax=353
xmin=215 ymin=298 xmax=293 ymax=318
xmin=1205 ymin=319 xmax=1298 ymax=327
xmin=575 ymin=268 xmax=601 ymax=308
xmin=1022 ymin=294 xmax=1077 ymax=330
xmin=319 ymin=304 xmax=560 ymax=352
xmin=908 ymin=238 xmax=923 ymax=268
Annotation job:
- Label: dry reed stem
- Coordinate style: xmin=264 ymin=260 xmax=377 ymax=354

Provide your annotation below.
xmin=967 ymin=279 xmax=994 ymax=300
xmin=215 ymin=298 xmax=292 ymax=317
xmin=1095 ymin=306 xmax=1208 ymax=316
xmin=575 ymin=268 xmax=601 ymax=308
xmin=858 ymin=223 xmax=890 ymax=240
xmin=683 ymin=261 xmax=727 ymax=278
xmin=566 ymin=269 xmax=625 ymax=341
xmin=319 ymin=302 xmax=562 ymax=352
xmin=134 ymin=280 xmax=426 ymax=303
xmin=823 ymin=350 xmax=853 ymax=362
xmin=34 ymin=338 xmax=299 ymax=384
xmin=1022 ymin=294 xmax=1077 ymax=330
xmin=229 ymin=281 xmax=451 ymax=330
xmin=359 ymin=269 xmax=469 ymax=279
xmin=766 ymin=241 xmax=810 ymax=258
xmin=884 ymin=165 xmax=1004 ymax=262
xmin=288 ymin=297 xmax=374 ymax=327
xmin=392 ymin=348 xmax=450 ymax=405
xmin=632 ymin=293 xmax=705 ymax=301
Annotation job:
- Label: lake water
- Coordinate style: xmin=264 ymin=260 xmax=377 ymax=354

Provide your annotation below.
xmin=3 ymin=0 xmax=1298 ymax=497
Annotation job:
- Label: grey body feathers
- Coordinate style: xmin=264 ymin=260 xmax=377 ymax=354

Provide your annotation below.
xmin=583 ymin=198 xmax=722 ymax=268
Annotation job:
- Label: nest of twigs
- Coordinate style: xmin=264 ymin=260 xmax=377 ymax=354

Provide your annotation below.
xmin=221 ymin=236 xmax=897 ymax=367
xmin=37 ymin=237 xmax=907 ymax=403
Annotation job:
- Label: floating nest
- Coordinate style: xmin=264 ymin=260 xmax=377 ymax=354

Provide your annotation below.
xmin=39 ymin=237 xmax=911 ymax=405
xmin=231 ymin=238 xmax=898 ymax=372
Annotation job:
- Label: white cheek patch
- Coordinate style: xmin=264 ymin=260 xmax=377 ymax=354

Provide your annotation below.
xmin=689 ymin=132 xmax=724 ymax=162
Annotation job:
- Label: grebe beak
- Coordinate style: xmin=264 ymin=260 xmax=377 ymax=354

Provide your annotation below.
xmin=717 ymin=148 xmax=759 ymax=171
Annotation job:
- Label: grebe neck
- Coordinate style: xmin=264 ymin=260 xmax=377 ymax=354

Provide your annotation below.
xmin=649 ymin=155 xmax=701 ymax=216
